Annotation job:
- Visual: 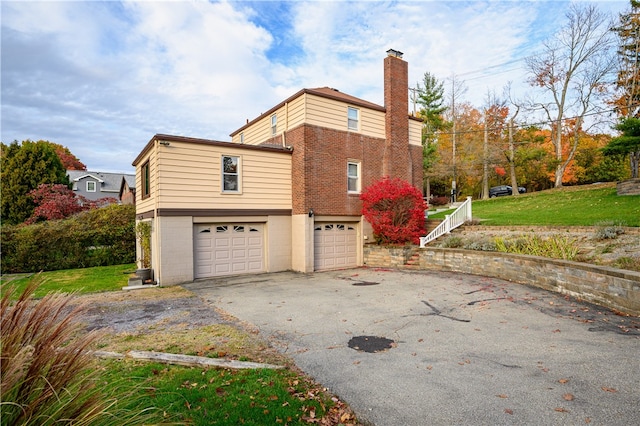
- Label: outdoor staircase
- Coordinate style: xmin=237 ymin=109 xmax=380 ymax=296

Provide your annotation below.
xmin=404 ymin=252 xmax=422 ymax=269
xmin=420 ymin=196 xmax=473 ymax=248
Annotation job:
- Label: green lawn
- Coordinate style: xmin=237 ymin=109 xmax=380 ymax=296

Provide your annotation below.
xmin=429 ymin=185 xmax=640 ymax=226
xmin=100 ymin=362 xmax=332 ymax=425
xmin=0 ymin=263 xmax=135 ymax=298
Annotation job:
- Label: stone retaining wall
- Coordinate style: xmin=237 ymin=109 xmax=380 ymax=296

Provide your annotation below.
xmin=363 ymin=245 xmax=640 ymax=316
xmin=617 ymin=178 xmax=640 ymax=195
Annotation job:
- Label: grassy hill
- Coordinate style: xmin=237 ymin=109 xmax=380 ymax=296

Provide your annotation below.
xmin=429 ymin=183 xmax=640 ymax=227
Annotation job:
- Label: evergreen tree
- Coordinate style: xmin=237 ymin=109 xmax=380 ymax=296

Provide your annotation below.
xmin=415 ymin=72 xmax=448 ymax=195
xmin=603 ymin=117 xmax=640 ymax=177
xmin=1 ymin=140 xmax=70 ymax=225
xmin=611 ymin=0 xmax=640 ymax=118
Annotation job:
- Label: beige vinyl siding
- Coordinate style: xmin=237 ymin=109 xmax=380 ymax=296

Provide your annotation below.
xmin=233 ymin=96 xmax=306 ymax=145
xmin=154 ymin=141 xmax=291 ymax=210
xmin=305 ymin=94 xmax=385 ymax=138
xmin=408 ymin=119 xmax=422 ymax=146
xmin=135 ymin=149 xmax=156 ymax=214
xmin=233 ymin=93 xmax=385 ymax=144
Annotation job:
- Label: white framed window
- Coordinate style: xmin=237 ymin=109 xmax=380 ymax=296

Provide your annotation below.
xmin=222 ymin=155 xmax=240 ymax=192
xmin=271 ymin=114 xmax=277 ymax=136
xmin=240 ymin=132 xmax=244 ymax=144
xmin=86 ymin=181 xmax=96 ymax=192
xmin=348 ymin=107 xmax=359 ymax=130
xmin=347 ymin=161 xmax=360 ymax=193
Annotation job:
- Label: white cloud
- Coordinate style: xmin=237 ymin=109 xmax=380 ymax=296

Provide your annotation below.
xmin=1 ymin=1 xmax=629 ymax=172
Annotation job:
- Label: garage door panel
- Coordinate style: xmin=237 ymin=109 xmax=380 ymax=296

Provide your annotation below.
xmin=314 ymin=222 xmax=358 ymax=271
xmin=195 ymin=223 xmax=264 ymax=278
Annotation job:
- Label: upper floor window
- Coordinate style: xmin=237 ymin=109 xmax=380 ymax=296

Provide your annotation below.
xmin=86 ymin=181 xmax=96 ymax=192
xmin=271 ymin=114 xmax=277 ymax=136
xmin=240 ymin=132 xmax=244 ymax=144
xmin=347 ymin=161 xmax=360 ymax=193
xmin=141 ymin=161 xmax=150 ymax=199
xmin=348 ymin=107 xmax=359 ymax=130
xmin=222 ymin=155 xmax=240 ymax=192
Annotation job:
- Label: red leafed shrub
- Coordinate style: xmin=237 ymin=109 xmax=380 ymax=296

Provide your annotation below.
xmin=26 ymin=184 xmax=87 ymax=223
xmin=360 ymin=177 xmax=426 ymax=245
xmin=428 ymin=196 xmax=450 ymax=206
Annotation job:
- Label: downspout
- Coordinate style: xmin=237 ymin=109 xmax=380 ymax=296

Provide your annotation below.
xmin=153 ymin=138 xmax=160 ymax=284
xmin=283 ymin=102 xmax=288 ymax=147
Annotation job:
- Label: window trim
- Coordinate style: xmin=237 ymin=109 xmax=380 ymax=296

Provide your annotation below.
xmin=141 ymin=161 xmax=150 ymax=199
xmin=347 ymin=161 xmax=361 ymax=193
xmin=221 ymin=154 xmax=241 ymax=193
xmin=347 ymin=107 xmax=359 ymax=131
xmin=271 ymin=114 xmax=277 ymax=136
xmin=86 ymin=181 xmax=96 ymax=192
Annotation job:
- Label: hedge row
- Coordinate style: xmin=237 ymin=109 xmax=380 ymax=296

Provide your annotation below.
xmin=1 ymin=204 xmax=135 ymax=273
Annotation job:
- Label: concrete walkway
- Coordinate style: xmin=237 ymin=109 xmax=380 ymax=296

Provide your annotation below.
xmin=184 ymin=268 xmax=640 ymax=426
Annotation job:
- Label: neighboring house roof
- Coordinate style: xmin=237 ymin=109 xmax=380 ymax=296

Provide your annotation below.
xmin=132 ymin=134 xmax=293 ymax=167
xmin=67 ymin=170 xmax=135 ymax=194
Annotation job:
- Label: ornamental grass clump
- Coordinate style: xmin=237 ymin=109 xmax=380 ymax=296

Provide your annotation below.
xmin=494 ymin=235 xmax=580 ymax=260
xmin=360 ymin=177 xmax=426 ymax=245
xmin=0 ymin=280 xmax=157 ymax=425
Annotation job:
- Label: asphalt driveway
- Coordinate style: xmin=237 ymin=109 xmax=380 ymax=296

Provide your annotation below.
xmin=184 ymin=268 xmax=640 ymax=426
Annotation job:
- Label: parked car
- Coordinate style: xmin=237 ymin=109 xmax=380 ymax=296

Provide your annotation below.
xmin=489 ymin=185 xmax=526 ymax=197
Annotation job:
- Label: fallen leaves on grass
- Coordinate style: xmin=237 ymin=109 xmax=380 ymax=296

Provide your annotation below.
xmin=563 ymin=393 xmax=574 ymax=401
xmin=601 ymin=387 xmax=617 ymax=393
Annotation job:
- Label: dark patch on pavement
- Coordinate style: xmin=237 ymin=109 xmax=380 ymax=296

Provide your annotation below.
xmin=467 ymin=298 xmax=506 ymax=305
xmin=421 ymin=300 xmax=471 ymax=323
xmin=348 ymin=336 xmax=395 ymax=353
xmin=339 ymin=276 xmax=380 ymax=286
xmin=351 ymin=281 xmax=380 ymax=286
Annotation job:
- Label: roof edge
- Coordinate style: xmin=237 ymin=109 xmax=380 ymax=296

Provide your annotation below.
xmin=132 ymin=134 xmax=292 ymax=167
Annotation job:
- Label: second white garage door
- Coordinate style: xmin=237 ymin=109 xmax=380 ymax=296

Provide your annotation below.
xmin=314 ymin=223 xmax=358 ymax=271
xmin=194 ymin=224 xmax=264 ymax=278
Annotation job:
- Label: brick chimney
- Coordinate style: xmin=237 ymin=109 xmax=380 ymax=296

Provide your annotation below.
xmin=383 ymin=49 xmax=411 ymax=181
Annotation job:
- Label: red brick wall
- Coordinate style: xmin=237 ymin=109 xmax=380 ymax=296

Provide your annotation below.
xmin=410 ymin=144 xmax=424 ymax=193
xmin=287 ymin=54 xmax=424 ymax=216
xmin=289 ymin=124 xmax=386 ymax=216
xmin=384 ymin=55 xmax=411 ymax=182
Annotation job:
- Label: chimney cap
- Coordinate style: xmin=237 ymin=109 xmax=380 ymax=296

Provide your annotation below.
xmin=386 ymin=49 xmax=403 ymax=59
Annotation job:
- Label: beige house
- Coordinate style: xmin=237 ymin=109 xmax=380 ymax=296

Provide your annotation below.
xmin=132 ymin=50 xmax=423 ymax=285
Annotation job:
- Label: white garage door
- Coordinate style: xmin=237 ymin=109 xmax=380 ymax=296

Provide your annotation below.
xmin=314 ymin=223 xmax=358 ymax=271
xmin=194 ymin=224 xmax=264 ymax=278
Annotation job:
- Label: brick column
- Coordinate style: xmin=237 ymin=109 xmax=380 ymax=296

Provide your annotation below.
xmin=383 ymin=52 xmax=411 ymax=181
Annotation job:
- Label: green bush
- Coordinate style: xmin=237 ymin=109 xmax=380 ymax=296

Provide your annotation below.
xmin=1 ymin=205 xmax=135 ymax=273
xmin=593 ymin=221 xmax=626 ymax=240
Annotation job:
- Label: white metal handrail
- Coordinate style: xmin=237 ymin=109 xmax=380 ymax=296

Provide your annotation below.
xmin=420 ymin=196 xmax=473 ymax=248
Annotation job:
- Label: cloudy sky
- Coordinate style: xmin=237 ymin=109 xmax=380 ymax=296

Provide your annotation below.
xmin=1 ymin=0 xmax=629 ymax=173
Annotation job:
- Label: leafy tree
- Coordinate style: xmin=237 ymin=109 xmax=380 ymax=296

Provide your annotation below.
xmin=1 ymin=140 xmax=70 ymax=225
xmin=360 ymin=177 xmax=426 ymax=245
xmin=481 ymin=93 xmax=509 ymax=199
xmin=610 ymin=0 xmax=640 ymax=118
xmin=603 ymin=117 xmax=640 ymax=177
xmin=526 ymin=4 xmax=615 ymax=188
xmin=26 ymin=184 xmax=88 ymax=224
xmin=51 ymin=142 xmax=86 ymax=170
xmin=415 ymin=72 xmax=448 ymax=197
